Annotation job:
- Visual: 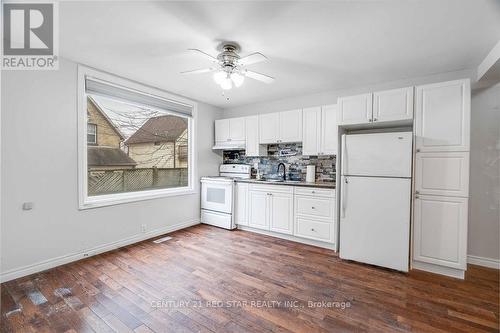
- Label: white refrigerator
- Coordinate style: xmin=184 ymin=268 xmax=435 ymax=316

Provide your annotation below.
xmin=339 ymin=131 xmax=412 ymax=272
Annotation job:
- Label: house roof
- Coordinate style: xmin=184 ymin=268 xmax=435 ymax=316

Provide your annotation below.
xmin=88 ymin=96 xmax=126 ymax=140
xmin=125 ymin=115 xmax=187 ymax=145
xmin=87 ymin=146 xmax=137 ymax=167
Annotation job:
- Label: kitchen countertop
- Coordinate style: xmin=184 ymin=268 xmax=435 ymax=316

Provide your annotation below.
xmin=235 ymin=178 xmax=336 ymax=189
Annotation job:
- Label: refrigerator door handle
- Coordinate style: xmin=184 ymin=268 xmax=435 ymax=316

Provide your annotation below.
xmin=341 ymin=177 xmax=348 ymax=218
xmin=341 ymin=134 xmax=347 ymax=175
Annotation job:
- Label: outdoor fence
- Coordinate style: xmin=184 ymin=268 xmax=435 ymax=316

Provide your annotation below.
xmin=88 ymin=167 xmax=188 ymax=195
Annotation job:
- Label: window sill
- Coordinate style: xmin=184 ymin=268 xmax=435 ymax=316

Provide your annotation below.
xmin=79 ymin=187 xmax=197 ymax=210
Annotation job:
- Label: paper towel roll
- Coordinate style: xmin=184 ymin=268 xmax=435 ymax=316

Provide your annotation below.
xmin=306 ymin=165 xmax=316 ymax=183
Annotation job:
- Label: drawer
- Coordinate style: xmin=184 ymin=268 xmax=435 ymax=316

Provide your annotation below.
xmin=294 ymin=187 xmax=335 ymax=198
xmin=295 ymin=218 xmax=332 ymax=242
xmin=295 ymin=196 xmax=334 ymax=220
xmin=249 ymin=184 xmax=294 ymax=194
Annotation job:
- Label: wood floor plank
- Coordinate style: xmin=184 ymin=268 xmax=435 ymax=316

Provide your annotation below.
xmin=1 ymin=224 xmax=499 ymax=332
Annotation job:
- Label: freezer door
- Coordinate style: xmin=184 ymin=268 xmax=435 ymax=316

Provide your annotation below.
xmin=339 ymin=176 xmax=411 ymax=272
xmin=342 ymin=132 xmax=413 ymax=177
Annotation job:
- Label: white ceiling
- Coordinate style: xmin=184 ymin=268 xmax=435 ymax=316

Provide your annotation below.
xmin=60 ymin=1 xmax=500 ymax=108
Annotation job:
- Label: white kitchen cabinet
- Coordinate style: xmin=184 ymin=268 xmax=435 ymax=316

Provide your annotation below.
xmin=248 ymin=190 xmax=269 ymax=230
xmin=415 ymin=79 xmax=470 ymax=152
xmin=259 ymin=110 xmax=302 ymax=144
xmin=320 ymin=104 xmax=338 ymax=155
xmin=294 ymin=188 xmax=335 ymax=243
xmin=415 ymin=152 xmax=469 ymax=197
xmin=229 ymin=117 xmax=246 ymax=142
xmin=302 ymin=107 xmax=321 ymax=156
xmin=413 ymin=195 xmax=468 ymax=270
xmin=373 ymin=87 xmax=413 ymax=123
xmin=279 ymin=109 xmax=302 ymax=143
xmin=302 ymin=105 xmax=338 ymax=156
xmin=269 ymin=192 xmax=294 ymax=235
xmin=248 ymin=185 xmax=294 ymax=234
xmin=215 ymin=118 xmax=230 ymax=143
xmin=337 ymin=93 xmax=373 ymax=126
xmin=235 ymin=183 xmax=248 ymax=226
xmin=295 ymin=218 xmax=333 ymax=243
xmin=245 ymin=115 xmax=267 ymax=157
xmin=259 ymin=113 xmax=279 ymax=144
xmin=215 ymin=117 xmax=246 ymax=143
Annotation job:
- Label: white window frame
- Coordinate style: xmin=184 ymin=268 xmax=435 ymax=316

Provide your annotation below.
xmin=77 ymin=65 xmax=197 ymax=209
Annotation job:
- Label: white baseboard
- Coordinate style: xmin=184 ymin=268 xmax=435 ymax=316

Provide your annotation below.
xmin=467 ymin=255 xmax=500 ymax=269
xmin=412 ymin=261 xmax=465 ymax=279
xmin=0 ymin=219 xmax=200 ymax=283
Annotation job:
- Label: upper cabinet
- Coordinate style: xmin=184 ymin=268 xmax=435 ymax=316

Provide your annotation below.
xmin=373 ymin=87 xmax=413 ymax=123
xmin=302 ymin=107 xmax=321 ymax=156
xmin=245 ymin=115 xmax=267 ymax=157
xmin=338 ymin=93 xmax=372 ymax=125
xmin=259 ymin=112 xmax=279 ymax=143
xmin=259 ymin=109 xmax=302 ymax=144
xmin=338 ymin=87 xmax=413 ymax=126
xmin=302 ymin=105 xmax=338 ymax=156
xmin=321 ymin=105 xmax=338 ymax=155
xmin=415 ymin=79 xmax=470 ymax=152
xmin=215 ymin=117 xmax=246 ymax=143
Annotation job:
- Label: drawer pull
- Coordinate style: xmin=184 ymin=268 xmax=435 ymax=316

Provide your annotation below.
xmin=311 ymin=191 xmax=315 ymax=194
xmin=311 ymin=228 xmax=315 ymax=232
xmin=311 ymin=206 xmax=315 ymax=209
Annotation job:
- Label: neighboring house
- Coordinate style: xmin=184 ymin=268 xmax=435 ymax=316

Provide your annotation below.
xmin=87 ymin=96 xmax=137 ymax=170
xmin=125 ymin=115 xmax=188 ymax=169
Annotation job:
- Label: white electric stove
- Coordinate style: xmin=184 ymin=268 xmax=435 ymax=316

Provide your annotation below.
xmin=200 ymin=164 xmax=251 ymax=230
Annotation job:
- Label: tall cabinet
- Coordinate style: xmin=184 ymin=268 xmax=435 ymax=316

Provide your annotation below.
xmin=412 ymin=79 xmax=471 ymax=279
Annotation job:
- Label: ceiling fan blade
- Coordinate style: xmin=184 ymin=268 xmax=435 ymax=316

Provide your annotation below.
xmin=188 ymin=48 xmax=218 ymax=63
xmin=243 ymin=70 xmax=275 ymax=84
xmin=180 ymin=67 xmax=216 ymax=75
xmin=238 ymin=52 xmax=268 ymax=66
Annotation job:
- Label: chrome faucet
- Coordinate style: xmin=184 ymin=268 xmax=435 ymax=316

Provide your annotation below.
xmin=277 ymin=163 xmax=286 ymax=181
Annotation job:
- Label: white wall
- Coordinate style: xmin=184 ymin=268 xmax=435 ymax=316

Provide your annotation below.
xmin=223 ymin=68 xmax=500 ymax=263
xmin=223 ymin=69 xmax=475 ymax=118
xmin=469 ymin=83 xmax=500 ymax=261
xmin=0 ymin=58 xmax=223 ymax=281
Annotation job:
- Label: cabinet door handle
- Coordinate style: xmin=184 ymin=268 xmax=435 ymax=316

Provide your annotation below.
xmin=311 ymin=207 xmax=315 ymax=209
xmin=415 ymin=194 xmax=419 ymax=199
xmin=416 ymin=149 xmax=420 ymax=153
xmin=311 ymin=191 xmax=315 ymax=194
xmin=415 ymin=191 xmax=419 ymax=194
xmin=311 ymin=228 xmax=315 ymax=232
xmin=373 ymin=118 xmax=378 ymax=122
xmin=369 ymin=119 xmax=373 ymax=122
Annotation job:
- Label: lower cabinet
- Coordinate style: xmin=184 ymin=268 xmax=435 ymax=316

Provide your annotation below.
xmin=245 ymin=183 xmax=336 ymax=246
xmin=248 ymin=185 xmax=293 ymax=234
xmin=294 ymin=189 xmax=335 ymax=243
xmin=248 ymin=190 xmax=268 ymax=230
xmin=235 ymin=183 xmax=248 ymax=226
xmin=269 ymin=192 xmax=294 ymax=235
xmin=413 ymin=195 xmax=468 ymax=270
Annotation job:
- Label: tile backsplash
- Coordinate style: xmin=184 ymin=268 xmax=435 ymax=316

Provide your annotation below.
xmin=223 ymin=143 xmax=336 ymax=183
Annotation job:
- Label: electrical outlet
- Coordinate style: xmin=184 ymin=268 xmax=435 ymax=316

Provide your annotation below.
xmin=141 ymin=224 xmax=147 ymax=233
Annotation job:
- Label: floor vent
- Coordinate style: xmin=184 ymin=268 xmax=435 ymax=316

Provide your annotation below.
xmin=153 ymin=236 xmax=172 ymax=244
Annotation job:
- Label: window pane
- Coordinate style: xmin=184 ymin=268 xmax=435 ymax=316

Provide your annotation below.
xmin=86 ymin=95 xmax=189 ymax=196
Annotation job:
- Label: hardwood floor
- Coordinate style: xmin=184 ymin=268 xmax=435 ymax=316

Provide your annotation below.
xmin=1 ymin=224 xmax=499 ymax=333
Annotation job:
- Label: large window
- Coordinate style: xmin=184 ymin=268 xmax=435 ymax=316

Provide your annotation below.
xmin=78 ymin=66 xmax=196 ymax=208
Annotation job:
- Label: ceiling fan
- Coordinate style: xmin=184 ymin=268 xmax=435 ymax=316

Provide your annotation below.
xmin=181 ymin=42 xmax=275 ymax=90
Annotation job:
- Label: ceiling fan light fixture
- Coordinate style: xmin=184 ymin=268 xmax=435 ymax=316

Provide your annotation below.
xmin=231 ymin=72 xmax=245 ymax=87
xmin=220 ymin=76 xmax=233 ymax=90
xmin=213 ymin=71 xmax=226 ymax=84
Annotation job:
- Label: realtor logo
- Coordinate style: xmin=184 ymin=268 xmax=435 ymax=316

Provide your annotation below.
xmin=2 ymin=1 xmax=58 ymax=70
